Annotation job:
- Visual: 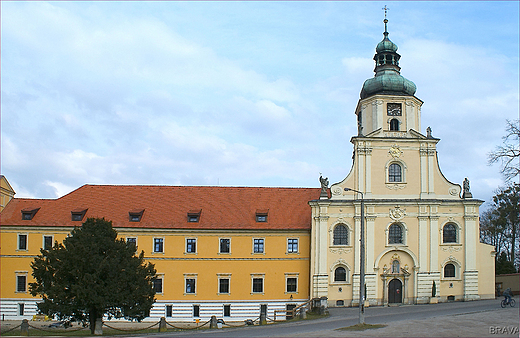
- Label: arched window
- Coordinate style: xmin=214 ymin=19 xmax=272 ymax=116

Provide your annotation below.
xmin=392 ymin=260 xmax=400 ymax=274
xmin=443 ymin=223 xmax=457 ymax=243
xmin=334 ymin=267 xmax=347 ymax=282
xmin=388 ymin=223 xmax=403 ymax=244
xmin=388 ymin=163 xmax=402 ymax=182
xmin=390 ymin=119 xmax=399 ymax=131
xmin=444 ymin=263 xmax=456 ymax=278
xmin=333 ymin=224 xmax=349 ymax=245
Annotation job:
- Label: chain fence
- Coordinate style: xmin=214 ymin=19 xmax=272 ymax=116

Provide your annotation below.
xmin=1 ymin=315 xmax=273 ymax=335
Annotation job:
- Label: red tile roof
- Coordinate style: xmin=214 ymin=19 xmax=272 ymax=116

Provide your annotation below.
xmin=0 ymin=185 xmax=321 ymax=230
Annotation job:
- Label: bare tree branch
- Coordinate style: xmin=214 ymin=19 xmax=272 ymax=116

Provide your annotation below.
xmin=488 ymin=119 xmax=520 ymax=182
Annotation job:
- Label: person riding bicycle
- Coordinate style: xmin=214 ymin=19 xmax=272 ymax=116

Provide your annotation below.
xmin=503 ymin=287 xmax=512 ymax=304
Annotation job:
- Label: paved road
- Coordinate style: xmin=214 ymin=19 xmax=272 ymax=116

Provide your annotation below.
xmin=152 ymin=299 xmax=519 ymax=338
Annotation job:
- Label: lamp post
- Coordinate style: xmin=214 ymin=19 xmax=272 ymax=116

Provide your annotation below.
xmin=344 ymin=187 xmax=365 ymax=324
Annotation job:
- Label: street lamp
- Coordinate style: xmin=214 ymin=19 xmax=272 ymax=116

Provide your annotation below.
xmin=344 ymin=187 xmax=365 ymax=324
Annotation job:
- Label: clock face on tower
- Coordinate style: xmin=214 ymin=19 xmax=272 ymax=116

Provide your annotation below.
xmin=387 ymin=103 xmax=402 ymax=116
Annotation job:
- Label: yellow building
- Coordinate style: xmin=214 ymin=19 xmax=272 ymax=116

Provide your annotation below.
xmin=1 ymin=176 xmax=15 ymax=212
xmin=0 ymin=185 xmax=318 ymax=321
xmin=309 ymin=18 xmax=495 ymax=306
xmin=0 ymin=17 xmax=496 ymax=322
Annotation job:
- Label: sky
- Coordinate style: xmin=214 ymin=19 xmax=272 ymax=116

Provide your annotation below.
xmin=1 ymin=1 xmax=519 ymax=211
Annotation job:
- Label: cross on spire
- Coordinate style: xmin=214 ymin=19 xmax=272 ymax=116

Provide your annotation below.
xmin=383 ymin=5 xmax=389 ymax=19
xmin=382 ymin=5 xmax=389 ymax=35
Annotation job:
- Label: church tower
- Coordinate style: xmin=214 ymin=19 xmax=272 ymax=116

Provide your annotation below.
xmin=309 ymin=14 xmax=495 ymax=307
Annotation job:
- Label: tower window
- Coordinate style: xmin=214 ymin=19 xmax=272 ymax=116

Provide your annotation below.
xmin=388 ymin=163 xmax=402 ymax=182
xmin=443 ymin=224 xmax=457 ymax=243
xmin=388 ymin=223 xmax=403 ymax=244
xmin=334 ymin=267 xmax=347 ymax=282
xmin=333 ymin=224 xmax=349 ymax=245
xmin=390 ymin=118 xmax=399 ymax=131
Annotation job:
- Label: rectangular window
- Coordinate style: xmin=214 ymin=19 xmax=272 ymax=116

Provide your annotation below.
xmin=186 ymin=238 xmax=196 ymax=253
xmin=219 ymin=278 xmax=230 ymax=294
xmin=16 ymin=275 xmax=27 ymax=292
xmin=18 ymin=234 xmax=27 ymax=250
xmin=154 ymin=238 xmax=164 ymax=253
xmin=43 ymin=236 xmax=53 ymax=251
xmin=253 ymin=238 xmax=264 ymax=253
xmin=166 ymin=305 xmax=172 ymax=317
xmin=127 ymin=237 xmax=137 ymax=246
xmin=193 ymin=305 xmax=200 ymax=317
xmin=219 ymin=238 xmax=230 ymax=253
xmin=19 ymin=303 xmax=24 ymax=316
xmin=223 ymin=304 xmax=231 ymax=317
xmin=252 ymin=278 xmax=263 ymax=293
xmin=287 ymin=238 xmax=298 ymax=253
xmin=153 ymin=278 xmax=163 ymax=294
xmin=186 ymin=279 xmax=196 ymax=294
xmin=286 ymin=277 xmax=297 ymax=293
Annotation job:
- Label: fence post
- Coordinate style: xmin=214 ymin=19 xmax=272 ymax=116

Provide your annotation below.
xmin=210 ymin=316 xmax=217 ymax=329
xmin=21 ymin=319 xmax=29 ymax=336
xmin=159 ymin=317 xmax=167 ymax=332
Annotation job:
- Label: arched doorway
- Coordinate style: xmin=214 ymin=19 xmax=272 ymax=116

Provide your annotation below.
xmin=388 ymin=278 xmax=402 ymax=303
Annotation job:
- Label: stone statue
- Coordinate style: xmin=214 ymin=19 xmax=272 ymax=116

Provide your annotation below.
xmin=426 ymin=126 xmax=432 ymax=138
xmin=319 ymin=175 xmax=329 ymax=199
xmin=462 ymin=178 xmax=472 ymax=198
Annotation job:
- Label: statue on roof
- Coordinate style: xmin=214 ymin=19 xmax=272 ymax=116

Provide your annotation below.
xmin=462 ymin=178 xmax=472 ymax=198
xmin=319 ymin=175 xmax=329 ymax=199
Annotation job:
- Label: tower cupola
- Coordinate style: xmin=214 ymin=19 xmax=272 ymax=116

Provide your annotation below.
xmin=360 ymin=15 xmax=416 ymax=99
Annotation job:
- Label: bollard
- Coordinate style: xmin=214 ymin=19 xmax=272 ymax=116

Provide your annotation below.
xmin=209 ymin=315 xmax=217 ymax=329
xmin=21 ymin=319 xmax=29 ymax=336
xmin=94 ymin=318 xmax=103 ymax=335
xmin=259 ymin=313 xmax=266 ymax=325
xmin=159 ymin=317 xmax=167 ymax=332
xmin=299 ymin=309 xmax=307 ymax=319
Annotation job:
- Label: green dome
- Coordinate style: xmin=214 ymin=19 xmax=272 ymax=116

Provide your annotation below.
xmin=361 ymin=71 xmax=416 ymax=99
xmin=359 ymin=19 xmax=416 ymax=99
xmin=376 ymin=36 xmax=398 ymax=53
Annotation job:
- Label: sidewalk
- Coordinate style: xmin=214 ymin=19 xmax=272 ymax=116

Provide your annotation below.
xmin=299 ymin=306 xmax=519 ymax=337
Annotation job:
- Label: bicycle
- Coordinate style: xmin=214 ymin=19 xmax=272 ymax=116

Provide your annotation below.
xmin=501 ymin=297 xmax=515 ymax=308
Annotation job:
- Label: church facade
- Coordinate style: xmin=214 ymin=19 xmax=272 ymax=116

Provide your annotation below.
xmin=0 ymin=18 xmax=495 ymax=321
xmin=309 ymin=18 xmax=495 ymax=307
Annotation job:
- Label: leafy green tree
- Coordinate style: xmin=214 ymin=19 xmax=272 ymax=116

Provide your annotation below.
xmin=29 ymin=218 xmax=157 ymax=334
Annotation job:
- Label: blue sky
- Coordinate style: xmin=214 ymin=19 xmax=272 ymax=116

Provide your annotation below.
xmin=1 ymin=1 xmax=519 ymax=211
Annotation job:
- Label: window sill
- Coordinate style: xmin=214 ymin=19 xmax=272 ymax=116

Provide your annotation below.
xmin=184 ymin=252 xmax=198 ymax=255
xmin=386 ymin=243 xmax=407 ymax=248
xmin=152 ymin=251 xmax=165 ymax=255
xmin=330 ymin=282 xmax=350 ymax=286
xmin=251 ymin=292 xmax=265 ymax=295
xmin=252 ymin=252 xmax=265 ymax=255
xmin=285 ymin=291 xmax=298 ymax=295
xmin=286 ymin=252 xmax=300 ymax=255
xmin=184 ymin=293 xmax=197 ymax=296
xmin=440 ymin=243 xmax=462 ymax=246
xmin=217 ymin=293 xmax=231 ymax=296
xmin=218 ymin=252 xmax=231 ymax=255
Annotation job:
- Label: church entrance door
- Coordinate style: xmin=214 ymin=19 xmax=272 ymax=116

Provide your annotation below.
xmin=388 ymin=278 xmax=402 ymax=303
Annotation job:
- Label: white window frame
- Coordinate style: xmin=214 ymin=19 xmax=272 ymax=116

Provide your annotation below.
xmin=154 ymin=274 xmax=164 ymax=294
xmin=285 ymin=273 xmax=299 ymax=294
xmin=385 ymin=159 xmax=407 ymax=185
xmin=15 ymin=272 xmax=28 ymax=293
xmin=219 ymin=238 xmax=231 ymax=254
xmin=251 ymin=274 xmax=265 ymax=295
xmin=17 ymin=233 xmax=28 ymax=251
xmin=287 ymin=238 xmax=299 ymax=254
xmin=385 ymin=222 xmax=408 ymax=247
xmin=153 ymin=237 xmax=164 ymax=253
xmin=42 ymin=235 xmax=54 ymax=251
xmin=252 ymin=238 xmax=265 ymax=254
xmin=126 ymin=237 xmax=138 ymax=246
xmin=217 ymin=274 xmax=231 ymax=295
xmin=184 ymin=274 xmax=197 ymax=295
xmin=185 ymin=237 xmax=197 ymax=254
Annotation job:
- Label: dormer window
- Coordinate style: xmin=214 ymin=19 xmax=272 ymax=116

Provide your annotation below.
xmin=21 ymin=208 xmax=40 ymax=220
xmin=71 ymin=208 xmax=87 ymax=222
xmin=256 ymin=209 xmax=268 ymax=222
xmin=129 ymin=209 xmax=144 ymax=222
xmin=187 ymin=210 xmax=201 ymax=223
